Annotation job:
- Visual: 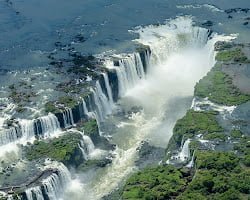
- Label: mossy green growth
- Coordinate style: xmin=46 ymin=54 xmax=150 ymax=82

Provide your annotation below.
xmin=80 ymin=119 xmax=99 ymax=136
xmin=230 ymin=129 xmax=243 ymax=139
xmin=203 ymin=132 xmax=227 ymax=141
xmin=58 ymin=96 xmax=78 ymax=108
xmin=44 ymin=101 xmax=61 ymax=113
xmin=169 ymin=110 xmax=223 ymax=150
xmin=178 ymin=151 xmax=250 ymax=200
xmin=215 ymin=48 xmax=248 ymax=63
xmin=25 ymin=133 xmax=83 ymax=166
xmin=195 ymin=151 xmax=239 ymax=171
xmin=194 ymin=68 xmax=250 ymax=106
xmin=77 ymin=119 xmax=101 ymax=144
xmin=122 ymin=165 xmax=187 ymax=200
xmin=233 ymin=136 xmax=250 ymax=167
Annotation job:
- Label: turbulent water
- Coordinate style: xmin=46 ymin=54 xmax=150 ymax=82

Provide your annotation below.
xmin=60 ymin=17 xmax=232 ymax=200
xmin=0 ymin=0 xmax=249 ymax=199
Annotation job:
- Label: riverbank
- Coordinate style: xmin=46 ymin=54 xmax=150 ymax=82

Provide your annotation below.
xmin=120 ymin=41 xmax=250 ymax=200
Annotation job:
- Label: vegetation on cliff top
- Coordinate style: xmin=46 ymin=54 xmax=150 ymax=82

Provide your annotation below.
xmin=25 ymin=133 xmax=83 ymax=167
xmin=45 ymin=96 xmax=78 ymax=113
xmin=194 ymin=68 xmax=250 ymax=106
xmin=122 ymin=151 xmax=250 ymax=200
xmin=122 ymin=165 xmax=188 ymax=200
xmin=178 ymin=151 xmax=250 ymax=200
xmin=168 ymin=110 xmax=223 ymax=151
xmin=195 ymin=45 xmax=250 ymax=106
xmin=215 ymin=48 xmax=249 ymax=63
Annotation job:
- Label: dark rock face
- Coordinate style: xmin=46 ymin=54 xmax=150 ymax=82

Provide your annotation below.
xmin=137 ymin=45 xmax=151 ymax=73
xmin=107 ymin=70 xmax=119 ymax=102
xmin=225 ymin=8 xmax=250 ymax=14
xmin=202 ymin=20 xmax=213 ymax=27
xmin=135 ymin=141 xmax=165 ymax=169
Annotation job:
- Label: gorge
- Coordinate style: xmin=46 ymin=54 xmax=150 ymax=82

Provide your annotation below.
xmin=0 ymin=1 xmax=250 ymax=200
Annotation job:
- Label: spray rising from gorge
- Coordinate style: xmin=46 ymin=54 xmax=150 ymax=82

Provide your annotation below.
xmin=62 ymin=17 xmax=233 ymax=200
xmin=0 ymin=16 xmax=234 ymax=200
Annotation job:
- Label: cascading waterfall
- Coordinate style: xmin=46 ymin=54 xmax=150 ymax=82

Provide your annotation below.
xmin=90 ymin=88 xmax=105 ymax=122
xmin=62 ymin=108 xmax=74 ymax=128
xmin=19 ymin=119 xmax=35 ymax=141
xmin=0 ymin=126 xmax=21 ymax=145
xmin=134 ymin=53 xmax=145 ymax=79
xmin=133 ymin=17 xmax=213 ymax=67
xmin=0 ymin=16 xmax=237 ymax=200
xmin=24 ymin=163 xmax=71 ymax=200
xmin=78 ymin=142 xmax=88 ymax=160
xmin=37 ymin=113 xmax=61 ymax=138
xmin=73 ymin=16 xmax=236 ymax=199
xmin=0 ymin=113 xmax=61 ymax=146
xmin=102 ymin=73 xmax=114 ymax=106
xmin=96 ymin=81 xmax=112 ymax=116
xmin=82 ymin=134 xmax=95 ymax=155
xmin=26 ymin=186 xmax=44 ymax=200
xmin=186 ymin=150 xmax=195 ymax=168
xmin=90 ymin=79 xmax=113 ymax=122
xmin=179 ymin=139 xmax=191 ymax=161
xmin=106 ymin=52 xmax=146 ymax=98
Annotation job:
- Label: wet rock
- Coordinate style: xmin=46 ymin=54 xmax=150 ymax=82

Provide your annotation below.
xmin=225 ymin=8 xmax=250 ymax=14
xmin=202 ymin=20 xmax=213 ymax=27
xmin=74 ymin=34 xmax=86 ymax=43
xmin=214 ymin=41 xmax=233 ymax=51
xmin=135 ymin=141 xmax=165 ymax=169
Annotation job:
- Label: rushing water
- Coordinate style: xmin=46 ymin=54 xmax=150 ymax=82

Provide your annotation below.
xmin=0 ymin=0 xmax=249 ymax=199
xmin=61 ymin=17 xmax=234 ymax=200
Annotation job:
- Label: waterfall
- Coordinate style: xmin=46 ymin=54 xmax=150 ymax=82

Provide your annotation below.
xmin=78 ymin=142 xmax=88 ymax=160
xmin=26 ymin=186 xmax=44 ymax=200
xmin=133 ymin=16 xmax=214 ymax=67
xmin=134 ymin=53 xmax=145 ymax=79
xmin=62 ymin=108 xmax=74 ymax=128
xmin=90 ymin=88 xmax=104 ymax=122
xmin=82 ymin=98 xmax=90 ymax=117
xmin=0 ymin=126 xmax=21 ymax=145
xmin=42 ymin=173 xmax=62 ymax=200
xmin=96 ymin=81 xmax=112 ymax=116
xmin=0 ymin=113 xmax=61 ymax=146
xmin=78 ymin=131 xmax=96 ymax=160
xmin=82 ymin=134 xmax=95 ymax=154
xmin=179 ymin=139 xmax=190 ymax=161
xmin=102 ymin=73 xmax=114 ymax=106
xmin=37 ymin=113 xmax=61 ymax=138
xmin=24 ymin=163 xmax=71 ymax=200
xmin=108 ymin=53 xmax=145 ymax=98
xmin=186 ymin=150 xmax=195 ymax=168
xmin=90 ymin=80 xmax=112 ymax=122
xmin=20 ymin=119 xmax=35 ymax=140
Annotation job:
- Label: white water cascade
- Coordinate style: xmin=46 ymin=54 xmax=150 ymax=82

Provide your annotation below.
xmin=186 ymin=150 xmax=195 ymax=168
xmin=96 ymin=81 xmax=112 ymax=116
xmin=62 ymin=108 xmax=74 ymax=128
xmin=0 ymin=126 xmax=20 ymax=146
xmin=73 ymin=16 xmax=236 ymax=200
xmin=102 ymin=73 xmax=114 ymax=106
xmin=106 ymin=52 xmax=146 ymax=98
xmin=19 ymin=119 xmax=35 ymax=140
xmin=24 ymin=162 xmax=71 ymax=200
xmin=179 ymin=139 xmax=191 ymax=161
xmin=37 ymin=113 xmax=61 ymax=138
xmin=0 ymin=113 xmax=61 ymax=146
xmin=90 ymin=79 xmax=113 ymax=122
xmin=26 ymin=186 xmax=44 ymax=200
